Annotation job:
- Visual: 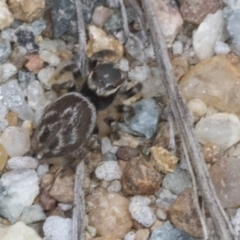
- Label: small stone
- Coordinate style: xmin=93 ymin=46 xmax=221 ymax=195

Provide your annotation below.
xmin=10 ymin=45 xmax=27 ymax=69
xmin=0 ymin=169 xmax=39 ymax=223
xmin=156 ymin=188 xmax=177 ymax=210
xmin=156 ymin=208 xmax=167 ymax=221
xmin=180 ymin=0 xmax=223 ymax=25
xmin=214 ymin=41 xmax=231 ymax=55
xmin=86 ymin=25 xmax=124 ymax=63
xmin=86 ymin=225 xmax=97 ymax=238
xmin=40 ymin=189 xmax=56 ymax=211
xmin=92 ymin=6 xmax=113 ymax=28
xmin=107 ymin=180 xmax=121 ymax=192
xmin=169 ymin=189 xmax=203 ymax=238
xmin=0 ymin=2 xmax=14 ymax=30
xmin=1 ymin=126 xmax=31 ymax=157
xmin=37 ymin=164 xmax=49 ymax=177
xmin=49 ymin=175 xmax=74 ymax=203
xmin=30 ymin=18 xmax=46 ymax=36
xmin=58 ymin=203 xmax=72 ymax=212
xmin=7 ymin=156 xmax=38 ymax=170
xmin=102 ymin=152 xmax=117 ymax=161
xmin=43 ymin=216 xmax=72 ymax=240
xmin=128 ymin=65 xmax=149 ymax=82
xmin=129 ymin=196 xmax=156 ymax=227
xmin=179 ymin=54 xmax=240 ymax=115
xmin=231 ymin=208 xmax=240 ymax=237
xmin=18 ymin=70 xmax=36 ymax=90
xmin=117 ymin=146 xmax=139 ymax=161
xmin=0 ymin=40 xmax=11 ymax=63
xmin=25 ymin=55 xmax=44 ymax=73
xmin=27 ymin=80 xmax=46 ymax=110
xmin=40 ymin=173 xmax=54 ymax=189
xmin=95 ymin=161 xmax=122 ymax=181
xmin=5 ymin=111 xmax=18 ymax=126
xmin=152 ymin=0 xmax=183 ymax=46
xmin=135 ymin=229 xmax=150 ymax=240
xmin=187 ymin=98 xmax=207 ymax=118
xmin=112 ymin=132 xmax=140 ymax=148
xmin=162 ymin=166 xmax=192 ymax=195
xmin=39 ymin=50 xmax=61 ymax=67
xmin=115 ymin=58 xmax=129 ymax=72
xmin=21 ymin=204 xmax=46 ymax=224
xmin=149 ymin=222 xmax=196 ymax=240
xmin=1 ymin=28 xmax=15 ymax=42
xmin=121 ymin=157 xmax=162 ymax=196
xmin=172 ymin=41 xmax=183 ymax=55
xmin=0 ymin=144 xmax=8 ymax=171
xmin=171 ymin=55 xmax=189 ymax=81
xmin=125 ymin=37 xmax=145 ymax=62
xmin=1 ymin=63 xmax=17 ymax=82
xmin=202 ymin=142 xmax=223 ymax=164
xmin=151 ymin=146 xmax=179 ymax=174
xmin=37 ymin=66 xmax=55 ymax=89
xmin=0 ymin=117 xmax=8 ymax=132
xmin=83 ymin=152 xmax=102 ymax=174
xmin=124 ymin=99 xmax=161 ymax=139
xmin=8 ymin=0 xmax=45 ymax=23
xmin=124 ymin=231 xmax=136 ymax=240
xmin=0 ymin=221 xmax=42 ymax=240
xmin=193 ymin=10 xmax=228 ymax=60
xmin=101 ymin=137 xmax=112 ymax=154
xmin=87 ymin=188 xmax=132 ymax=238
xmin=22 ymin=120 xmax=33 ymax=135
xmin=195 ymin=113 xmax=240 ymax=150
xmin=210 ymin=157 xmax=240 ymax=208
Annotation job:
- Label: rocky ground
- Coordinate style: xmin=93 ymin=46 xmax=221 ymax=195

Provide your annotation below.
xmin=0 ymin=0 xmax=240 ymax=239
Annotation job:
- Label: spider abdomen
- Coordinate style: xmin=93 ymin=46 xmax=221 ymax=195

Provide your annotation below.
xmin=32 ymin=92 xmax=96 ymax=160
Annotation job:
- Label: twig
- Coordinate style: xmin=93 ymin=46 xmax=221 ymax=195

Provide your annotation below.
xmin=167 ymin=109 xmax=176 ymax=154
xmin=118 ymin=0 xmax=130 ymax=43
xmin=141 ymin=0 xmax=235 ymax=239
xmin=75 ymin=0 xmax=88 ymax=82
xmin=72 ymin=161 xmax=85 ymax=240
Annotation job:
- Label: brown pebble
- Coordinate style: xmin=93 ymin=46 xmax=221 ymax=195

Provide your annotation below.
xmin=25 ymin=54 xmax=44 ymax=73
xmin=40 ymin=189 xmax=56 ymax=211
xmin=5 ymin=111 xmax=18 ymax=126
xmin=117 ymin=146 xmax=139 ymax=161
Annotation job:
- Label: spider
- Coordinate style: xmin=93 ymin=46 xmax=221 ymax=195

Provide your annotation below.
xmin=31 ymin=61 xmax=142 ymax=170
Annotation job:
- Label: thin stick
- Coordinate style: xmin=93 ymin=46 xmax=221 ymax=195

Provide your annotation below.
xmin=75 ymin=0 xmax=88 ymax=82
xmin=118 ymin=0 xmax=130 ymax=42
xmin=141 ymin=0 xmax=234 ymax=239
xmin=167 ymin=109 xmax=176 ymax=154
xmin=72 ymin=161 xmax=85 ymax=240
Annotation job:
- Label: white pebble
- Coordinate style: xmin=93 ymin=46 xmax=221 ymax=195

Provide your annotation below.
xmin=107 ymin=180 xmax=122 ymax=192
xmin=115 ymin=58 xmax=129 ymax=72
xmin=101 ymin=137 xmax=112 ymax=154
xmin=187 ymin=98 xmax=207 ymax=117
xmin=58 ymin=203 xmax=73 ymax=212
xmin=21 ymin=204 xmax=46 ymax=224
xmin=43 ymin=216 xmax=72 ymax=240
xmin=124 ymin=231 xmax=136 ymax=240
xmin=128 ymin=65 xmax=149 ymax=82
xmin=129 ymin=196 xmax=156 ymax=227
xmin=1 ymin=63 xmax=17 ymax=82
xmin=37 ymin=66 xmax=55 ymax=89
xmin=40 ymin=50 xmax=61 ymax=67
xmin=37 ymin=164 xmax=49 ymax=177
xmin=0 ymin=118 xmax=8 ymax=131
xmin=172 ymin=40 xmax=183 ymax=55
xmin=7 ymin=156 xmax=38 ymax=170
xmin=1 ymin=126 xmax=30 ymax=157
xmin=86 ymin=225 xmax=97 ymax=238
xmin=156 ymin=208 xmax=167 ymax=220
xmin=95 ymin=161 xmax=122 ymax=181
xmin=214 ymin=41 xmax=231 ymax=55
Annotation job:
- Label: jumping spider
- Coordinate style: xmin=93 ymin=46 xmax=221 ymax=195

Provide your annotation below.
xmin=32 ymin=61 xmax=142 ymax=172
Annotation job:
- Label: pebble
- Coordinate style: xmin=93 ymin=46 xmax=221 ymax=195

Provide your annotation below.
xmin=155 ymin=188 xmax=177 ymax=210
xmin=0 ymin=2 xmax=14 ymax=30
xmin=179 ymin=54 xmax=240 ymax=115
xmin=43 ymin=216 xmax=72 ymax=240
xmin=193 ymin=10 xmax=228 ymax=60
xmin=129 ymin=196 xmax=156 ymax=227
xmin=124 ymin=231 xmax=136 ymax=240
xmin=86 ymin=25 xmax=124 ymax=63
xmin=117 ymin=146 xmax=139 ymax=161
xmin=156 ymin=208 xmax=167 ymax=221
xmin=231 ymin=208 xmax=240 ymax=237
xmin=172 ymin=40 xmax=183 ymax=55
xmin=10 ymin=45 xmax=27 ymax=69
xmin=107 ymin=179 xmax=122 ymax=192
xmin=40 ymin=189 xmax=56 ymax=211
xmin=49 ymin=175 xmax=74 ymax=203
xmin=112 ymin=132 xmax=140 ymax=148
xmin=1 ymin=62 xmax=17 ymax=82
xmin=0 ymin=39 xmax=11 ymax=63
xmin=21 ymin=204 xmax=46 ymax=224
xmin=30 ymin=18 xmax=46 ymax=36
xmin=180 ymin=0 xmax=223 ymax=24
xmin=25 ymin=54 xmax=44 ymax=73
xmin=210 ymin=157 xmax=240 ymax=208
xmin=37 ymin=66 xmax=55 ymax=89
xmin=58 ymin=203 xmax=72 ymax=212
xmin=187 ymin=98 xmax=207 ymax=117
xmin=1 ymin=126 xmax=31 ymax=157
xmin=8 ymin=0 xmax=45 ymax=23
xmin=214 ymin=40 xmax=231 ymax=55
xmin=87 ymin=188 xmax=132 ymax=239
xmin=27 ymin=80 xmax=46 ymax=110
xmin=40 ymin=173 xmax=54 ymax=189
xmin=18 ymin=70 xmax=36 ymax=89
xmin=202 ymin=142 xmax=222 ymax=164
xmin=150 ymin=146 xmax=179 ymax=174
xmin=101 ymin=137 xmax=112 ymax=154
xmin=162 ymin=166 xmax=192 ymax=195
xmin=169 ymin=189 xmax=203 ymax=238
xmin=7 ymin=156 xmax=39 ymax=170
xmin=0 ymin=118 xmax=8 ymax=131
xmin=102 ymin=152 xmax=117 ymax=161
xmin=0 ymin=144 xmax=8 ymax=171
xmin=125 ymin=37 xmax=144 ymax=62
xmin=135 ymin=229 xmax=150 ymax=240
xmin=128 ymin=65 xmax=149 ymax=82
xmin=154 ymin=0 xmax=183 ymax=47
xmin=0 ymin=221 xmax=42 ymax=240
xmin=95 ymin=161 xmax=122 ymax=181
xmin=1 ymin=28 xmax=15 ymax=42
xmin=121 ymin=157 xmax=162 ymax=196
xmin=86 ymin=225 xmax=97 ymax=238
xmin=115 ymin=58 xmax=129 ymax=72
xmin=195 ymin=113 xmax=240 ymax=150
xmin=39 ymin=49 xmax=61 ymax=66
xmin=149 ymin=221 xmax=197 ymax=240
xmin=37 ymin=164 xmax=49 ymax=177
xmin=92 ymin=6 xmax=113 ymax=28
xmin=124 ymin=99 xmax=161 ymax=139
xmin=0 ymin=169 xmax=39 ymax=223
xmin=5 ymin=111 xmax=18 ymax=126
